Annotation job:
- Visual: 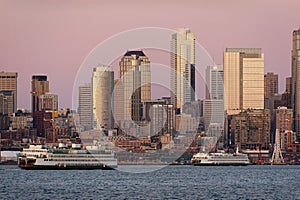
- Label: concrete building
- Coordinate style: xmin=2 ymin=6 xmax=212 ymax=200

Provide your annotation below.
xmin=203 ymin=65 xmax=224 ymax=133
xmin=38 ymin=93 xmax=58 ymax=111
xmin=78 ymin=83 xmax=92 ymax=131
xmin=291 ymin=28 xmax=300 ymax=140
xmin=10 ymin=115 xmax=27 ymax=130
xmin=226 ymin=109 xmax=271 ymax=150
xmin=0 ymin=91 xmax=13 ymax=116
xmin=264 ymin=72 xmax=278 ymax=99
xmin=282 ymin=77 xmax=292 ymax=109
xmin=206 ymin=65 xmax=223 ymax=100
xmin=171 ymin=28 xmax=195 ymax=114
xmin=224 ymin=48 xmax=264 ymax=115
xmin=203 ymin=99 xmax=224 ymax=133
xmin=34 ymin=110 xmax=52 ymax=137
xmin=0 ymin=72 xmax=18 ymax=114
xmin=143 ymin=98 xmax=174 ymax=136
xmin=275 ymin=106 xmax=293 ymax=132
xmin=31 ymin=75 xmax=49 ymax=113
xmin=92 ymin=66 xmax=114 ymax=130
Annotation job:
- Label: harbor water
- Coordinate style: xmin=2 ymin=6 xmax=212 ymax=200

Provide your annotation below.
xmin=0 ymin=165 xmax=299 ymax=199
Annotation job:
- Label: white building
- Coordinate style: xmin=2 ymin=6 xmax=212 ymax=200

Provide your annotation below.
xmin=171 ymin=28 xmax=195 ymax=113
xmin=78 ymin=83 xmax=92 ymax=131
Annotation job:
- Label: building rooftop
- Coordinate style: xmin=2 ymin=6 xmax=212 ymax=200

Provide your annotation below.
xmin=124 ymin=50 xmax=145 ymax=57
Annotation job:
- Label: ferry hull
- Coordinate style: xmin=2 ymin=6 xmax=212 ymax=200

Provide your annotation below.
xmin=18 ymin=164 xmax=116 ymax=170
xmin=192 ymin=162 xmax=249 ymax=166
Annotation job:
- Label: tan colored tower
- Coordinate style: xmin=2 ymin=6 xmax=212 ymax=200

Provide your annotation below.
xmin=224 ymin=48 xmax=264 ymax=115
xmin=92 ymin=66 xmax=114 ymax=130
xmin=0 ymin=72 xmax=18 ymax=115
xmin=115 ymin=50 xmax=150 ymax=122
xmin=31 ymin=75 xmax=49 ymax=113
xmin=291 ymin=28 xmax=300 ymax=139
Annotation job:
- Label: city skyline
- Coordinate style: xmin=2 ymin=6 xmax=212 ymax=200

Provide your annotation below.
xmin=0 ymin=1 xmax=299 ymax=109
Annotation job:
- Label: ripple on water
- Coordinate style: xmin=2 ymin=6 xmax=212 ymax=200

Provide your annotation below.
xmin=0 ymin=165 xmax=300 ymax=199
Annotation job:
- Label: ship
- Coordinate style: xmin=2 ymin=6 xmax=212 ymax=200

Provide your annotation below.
xmin=17 ymin=143 xmax=117 ymax=170
xmin=191 ymin=147 xmax=250 ymax=166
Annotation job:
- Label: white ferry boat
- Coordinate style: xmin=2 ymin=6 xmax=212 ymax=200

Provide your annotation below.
xmin=191 ymin=148 xmax=250 ymax=166
xmin=17 ymin=143 xmax=118 ymax=170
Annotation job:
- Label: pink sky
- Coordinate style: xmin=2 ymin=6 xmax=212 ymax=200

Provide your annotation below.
xmin=0 ymin=0 xmax=299 ymax=109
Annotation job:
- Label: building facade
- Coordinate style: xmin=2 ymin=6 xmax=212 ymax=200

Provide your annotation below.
xmin=291 ymin=28 xmax=300 ymax=140
xmin=206 ymin=65 xmax=224 ymax=100
xmin=226 ymin=109 xmax=271 ymax=150
xmin=114 ymin=50 xmax=150 ymax=124
xmin=264 ymin=72 xmax=278 ymax=99
xmin=78 ymin=83 xmax=92 ymax=131
xmin=224 ymin=48 xmax=264 ymax=115
xmin=31 ymin=75 xmax=49 ymax=113
xmin=92 ymin=66 xmax=114 ymax=130
xmin=275 ymin=106 xmax=293 ymax=132
xmin=204 ymin=65 xmax=224 ymax=133
xmin=203 ymin=99 xmax=224 ymax=133
xmin=38 ymin=93 xmax=58 ymax=111
xmin=143 ymin=98 xmax=174 ymax=137
xmin=171 ymin=28 xmax=195 ymax=113
xmin=0 ymin=72 xmax=18 ymax=115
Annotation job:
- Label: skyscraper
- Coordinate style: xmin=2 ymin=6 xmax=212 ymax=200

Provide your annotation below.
xmin=92 ymin=66 xmax=114 ymax=130
xmin=264 ymin=72 xmax=279 ymax=110
xmin=171 ymin=28 xmax=195 ymax=114
xmin=206 ymin=65 xmax=224 ymax=100
xmin=282 ymin=77 xmax=292 ymax=108
xmin=78 ymin=83 xmax=92 ymax=131
xmin=31 ymin=75 xmax=49 ymax=113
xmin=0 ymin=72 xmax=18 ymax=115
xmin=291 ymin=28 xmax=300 ymax=140
xmin=115 ymin=50 xmax=150 ymax=123
xmin=224 ymin=48 xmax=264 ymax=114
xmin=264 ymin=72 xmax=278 ymax=99
xmin=203 ymin=65 xmax=224 ymax=132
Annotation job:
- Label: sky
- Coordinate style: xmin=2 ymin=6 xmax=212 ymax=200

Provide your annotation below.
xmin=0 ymin=0 xmax=299 ymax=110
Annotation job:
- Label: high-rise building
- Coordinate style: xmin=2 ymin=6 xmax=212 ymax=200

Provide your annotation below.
xmin=224 ymin=48 xmax=264 ymax=114
xmin=0 ymin=72 xmax=18 ymax=114
xmin=291 ymin=28 xmax=300 ymax=140
xmin=115 ymin=50 xmax=150 ymax=123
xmin=282 ymin=77 xmax=292 ymax=108
xmin=171 ymin=28 xmax=195 ymax=113
xmin=264 ymin=72 xmax=278 ymax=99
xmin=204 ymin=65 xmax=224 ymax=132
xmin=78 ymin=83 xmax=92 ymax=131
xmin=92 ymin=66 xmax=114 ymax=130
xmin=206 ymin=65 xmax=224 ymax=100
xmin=286 ymin=77 xmax=292 ymax=94
xmin=31 ymin=75 xmax=49 ymax=113
xmin=38 ymin=93 xmax=58 ymax=111
xmin=0 ymin=91 xmax=13 ymax=116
